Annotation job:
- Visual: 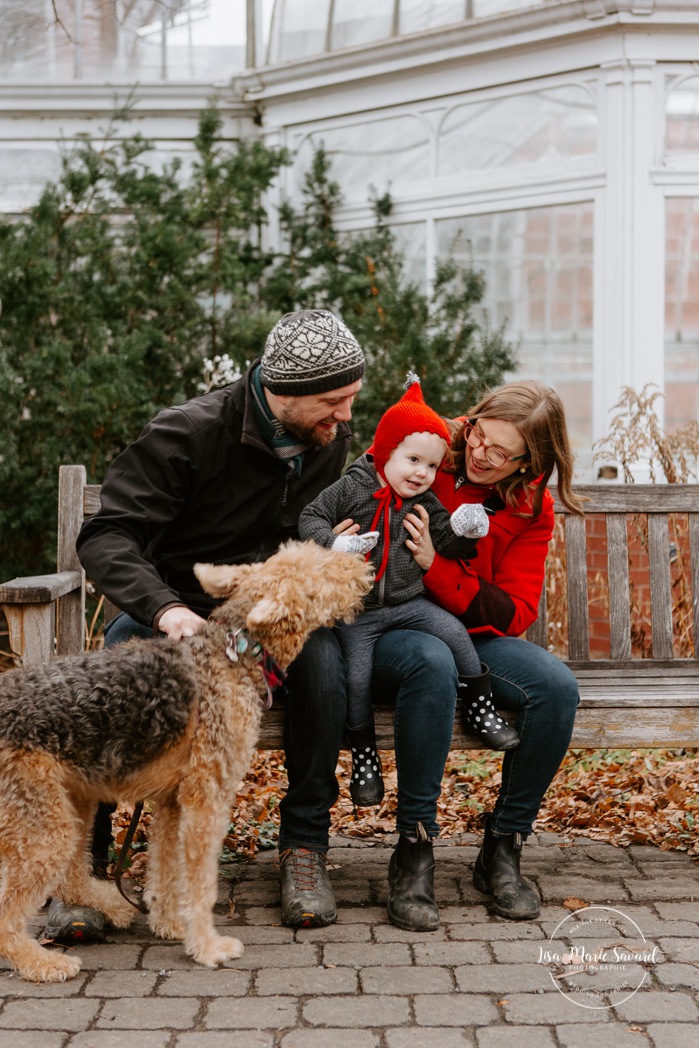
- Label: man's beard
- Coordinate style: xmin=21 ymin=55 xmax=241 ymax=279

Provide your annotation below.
xmin=279 ymin=411 xmax=338 ymax=447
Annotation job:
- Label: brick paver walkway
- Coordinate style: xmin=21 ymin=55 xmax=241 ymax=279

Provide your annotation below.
xmin=1 ymin=833 xmax=698 ymax=1047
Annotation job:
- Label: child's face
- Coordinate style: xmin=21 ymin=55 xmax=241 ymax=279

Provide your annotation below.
xmin=383 ymin=431 xmax=446 ymax=498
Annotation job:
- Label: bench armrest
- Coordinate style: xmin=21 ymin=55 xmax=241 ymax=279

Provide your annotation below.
xmin=0 ymin=570 xmax=83 ymax=604
xmin=0 ymin=570 xmax=84 ymax=666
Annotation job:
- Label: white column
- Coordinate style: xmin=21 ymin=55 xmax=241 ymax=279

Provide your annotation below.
xmin=594 ymin=58 xmax=666 ymax=448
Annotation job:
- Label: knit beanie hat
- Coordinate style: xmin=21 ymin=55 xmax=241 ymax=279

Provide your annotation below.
xmin=370 ymin=373 xmax=450 ymax=481
xmin=261 ymin=309 xmax=365 ymax=395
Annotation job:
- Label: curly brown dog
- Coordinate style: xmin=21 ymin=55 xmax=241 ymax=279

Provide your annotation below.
xmin=0 ymin=540 xmax=372 ymax=983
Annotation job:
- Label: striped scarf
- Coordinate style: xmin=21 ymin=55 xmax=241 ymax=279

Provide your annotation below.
xmin=251 ymin=365 xmax=310 ymax=477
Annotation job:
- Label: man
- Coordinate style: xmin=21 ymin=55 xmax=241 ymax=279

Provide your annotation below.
xmin=50 ymin=308 xmax=458 ymax=938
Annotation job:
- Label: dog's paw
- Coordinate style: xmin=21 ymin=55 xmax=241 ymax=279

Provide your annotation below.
xmin=102 ymin=897 xmax=136 ymax=929
xmin=21 ymin=951 xmax=82 ymax=984
xmin=149 ymin=914 xmax=186 ymax=941
xmin=188 ymin=934 xmax=244 ymax=968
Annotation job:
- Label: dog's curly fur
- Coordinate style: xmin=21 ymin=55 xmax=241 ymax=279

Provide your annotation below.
xmin=0 ymin=540 xmax=372 ymax=983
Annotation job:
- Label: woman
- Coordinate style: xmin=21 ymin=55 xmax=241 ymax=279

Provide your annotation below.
xmin=398 ymin=379 xmax=585 ymax=923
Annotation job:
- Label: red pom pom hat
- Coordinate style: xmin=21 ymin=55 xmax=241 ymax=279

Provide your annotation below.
xmin=370 ymin=372 xmax=450 ymax=482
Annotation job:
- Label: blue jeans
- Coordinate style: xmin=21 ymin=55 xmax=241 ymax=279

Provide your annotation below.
xmin=278 ymin=628 xmax=458 ymax=850
xmin=471 ymin=635 xmax=580 ymax=837
xmin=103 ymin=612 xmax=153 ymax=646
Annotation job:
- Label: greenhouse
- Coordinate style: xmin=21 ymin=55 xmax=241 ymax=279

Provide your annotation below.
xmin=1 ymin=0 xmax=699 ymax=475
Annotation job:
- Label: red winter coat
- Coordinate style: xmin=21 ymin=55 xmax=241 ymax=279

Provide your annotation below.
xmin=424 ymin=467 xmax=554 ymax=638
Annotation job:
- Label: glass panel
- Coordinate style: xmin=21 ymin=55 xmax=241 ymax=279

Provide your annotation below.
xmin=0 ymin=148 xmax=61 ymax=211
xmin=473 ymin=0 xmax=538 ymax=15
xmin=266 ymin=2 xmax=564 ymax=63
xmin=0 ymin=0 xmax=71 ymax=80
xmin=665 ymin=76 xmax=699 ymax=155
xmin=0 ymin=0 xmax=246 ymax=83
xmin=347 ymin=221 xmax=427 ymax=288
xmin=436 ymin=202 xmax=594 ymax=452
xmin=665 ymin=198 xmax=699 ymax=430
xmin=295 ymin=116 xmax=430 ymax=198
xmin=400 ymin=0 xmax=466 ymax=34
xmin=438 ymin=86 xmax=597 ymax=175
xmin=391 ymin=222 xmax=428 ymax=288
xmin=274 ymin=0 xmax=331 ymax=62
xmin=331 ymin=0 xmax=394 ymax=50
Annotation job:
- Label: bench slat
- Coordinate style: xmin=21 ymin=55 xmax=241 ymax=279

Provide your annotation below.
xmin=526 ymin=585 xmax=547 ymax=649
xmin=83 ymin=486 xmax=102 ymax=517
xmin=564 ymin=514 xmax=589 ymax=660
xmin=256 ymin=705 xmax=699 ymax=750
xmin=566 ymin=659 xmax=698 ymax=675
xmin=606 ymin=513 xmax=631 ymax=660
xmin=647 ymin=514 xmax=674 ymax=659
xmin=689 ymin=512 xmax=699 ymax=659
xmin=553 ymin=485 xmax=699 ymax=513
xmin=57 ymin=465 xmax=87 ymax=657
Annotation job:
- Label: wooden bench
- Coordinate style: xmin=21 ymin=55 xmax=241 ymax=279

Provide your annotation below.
xmin=1 ymin=465 xmax=698 ymax=750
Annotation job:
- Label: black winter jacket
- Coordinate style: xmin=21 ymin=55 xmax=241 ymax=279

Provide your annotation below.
xmin=77 ymin=360 xmax=351 ymax=625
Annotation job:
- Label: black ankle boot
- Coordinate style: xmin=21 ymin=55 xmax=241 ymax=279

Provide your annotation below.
xmin=346 ymin=719 xmax=384 ymax=806
xmin=458 ymin=664 xmax=519 ymax=751
xmin=387 ymin=822 xmax=439 ymax=932
xmin=473 ymin=815 xmax=540 ymax=919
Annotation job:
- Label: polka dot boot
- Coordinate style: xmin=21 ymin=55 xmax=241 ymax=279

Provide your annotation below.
xmin=345 ymin=719 xmax=385 ymax=806
xmin=458 ymin=664 xmax=519 ymax=751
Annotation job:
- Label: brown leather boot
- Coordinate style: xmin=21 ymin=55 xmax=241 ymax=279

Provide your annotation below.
xmin=473 ymin=815 xmax=540 ymax=919
xmin=387 ymin=822 xmax=439 ymax=932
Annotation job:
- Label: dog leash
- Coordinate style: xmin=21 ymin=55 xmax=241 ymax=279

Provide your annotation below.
xmin=113 ymin=801 xmax=149 ymax=914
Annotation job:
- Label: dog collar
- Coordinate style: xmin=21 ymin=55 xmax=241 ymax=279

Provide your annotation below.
xmin=223 ymin=626 xmax=287 ymax=710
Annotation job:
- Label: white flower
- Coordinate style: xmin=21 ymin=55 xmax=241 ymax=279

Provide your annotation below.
xmin=199 ymin=353 xmax=241 ymax=392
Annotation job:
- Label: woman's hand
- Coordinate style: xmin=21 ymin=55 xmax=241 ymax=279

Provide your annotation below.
xmin=404 ymin=503 xmax=435 ymax=570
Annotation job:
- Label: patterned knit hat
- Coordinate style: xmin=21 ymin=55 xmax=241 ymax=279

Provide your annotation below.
xmin=261 ymin=309 xmax=365 ymax=395
xmin=370 ymin=373 xmax=450 ymax=481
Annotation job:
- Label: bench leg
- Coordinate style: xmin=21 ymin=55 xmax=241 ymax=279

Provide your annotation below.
xmin=2 ymin=603 xmax=55 ymax=666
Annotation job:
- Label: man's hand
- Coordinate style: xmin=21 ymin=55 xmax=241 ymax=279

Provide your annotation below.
xmin=157 ymin=606 xmax=207 ymax=640
xmin=332 ymin=530 xmax=380 ymax=555
xmin=332 ymin=517 xmax=361 ymax=537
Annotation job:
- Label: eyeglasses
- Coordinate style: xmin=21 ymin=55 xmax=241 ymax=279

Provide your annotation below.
xmin=464 ymin=422 xmax=528 ymax=469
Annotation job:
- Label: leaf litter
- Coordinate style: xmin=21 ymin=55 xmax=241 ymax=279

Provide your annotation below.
xmin=113 ymin=746 xmax=698 ymax=881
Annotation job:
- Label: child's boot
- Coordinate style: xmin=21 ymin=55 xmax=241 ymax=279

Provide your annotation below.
xmin=458 ymin=664 xmax=519 ymax=751
xmin=346 ymin=719 xmax=385 ymax=806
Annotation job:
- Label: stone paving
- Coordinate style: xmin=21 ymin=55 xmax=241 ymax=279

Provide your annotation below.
xmin=1 ymin=832 xmax=698 ymax=1047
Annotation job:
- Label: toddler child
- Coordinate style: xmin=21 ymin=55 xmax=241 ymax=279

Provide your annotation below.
xmin=299 ymin=375 xmax=518 ymax=806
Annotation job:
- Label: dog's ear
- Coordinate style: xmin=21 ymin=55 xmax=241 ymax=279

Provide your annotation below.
xmin=194 ymin=562 xmax=250 ymax=597
xmin=246 ymin=596 xmax=291 ymax=628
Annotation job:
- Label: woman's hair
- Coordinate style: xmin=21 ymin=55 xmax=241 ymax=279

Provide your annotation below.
xmin=446 ymin=380 xmax=585 ymax=517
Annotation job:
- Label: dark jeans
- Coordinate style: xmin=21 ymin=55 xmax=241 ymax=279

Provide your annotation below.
xmin=472 ymin=634 xmax=580 ymax=837
xmin=278 ymin=628 xmax=459 ymax=849
xmin=91 ymin=613 xmax=154 ymax=867
xmin=279 ymin=630 xmax=579 ymax=849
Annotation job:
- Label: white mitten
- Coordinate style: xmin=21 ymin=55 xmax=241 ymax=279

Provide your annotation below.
xmin=450 ymin=503 xmax=490 ymax=539
xmin=331 ymin=530 xmax=380 ymax=555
